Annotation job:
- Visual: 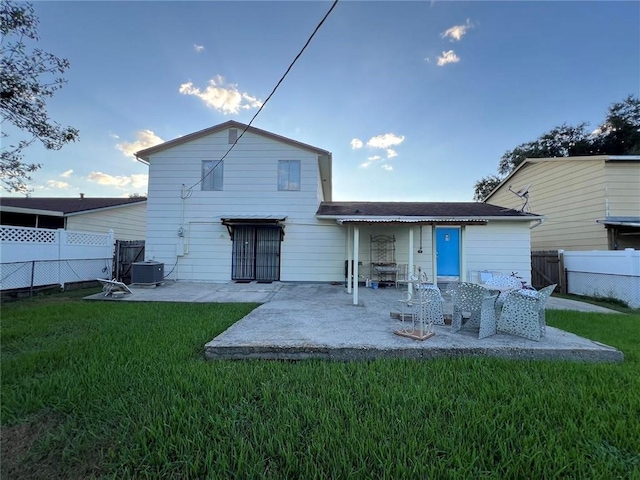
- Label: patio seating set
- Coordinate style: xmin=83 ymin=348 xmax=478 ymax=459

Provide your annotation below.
xmin=393 ymin=272 xmax=557 ymax=342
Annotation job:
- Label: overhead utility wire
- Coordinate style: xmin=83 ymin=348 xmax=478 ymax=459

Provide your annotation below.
xmin=184 ymin=0 xmax=339 ymax=195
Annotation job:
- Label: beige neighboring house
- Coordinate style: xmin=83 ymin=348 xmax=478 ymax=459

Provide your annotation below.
xmin=0 ymin=196 xmax=147 ymax=241
xmin=484 ymin=155 xmax=640 ymax=251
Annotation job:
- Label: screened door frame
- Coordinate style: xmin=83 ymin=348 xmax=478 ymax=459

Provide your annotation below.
xmin=224 ymin=220 xmax=284 ymax=282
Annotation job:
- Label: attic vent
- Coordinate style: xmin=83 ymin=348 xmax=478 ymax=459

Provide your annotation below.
xmin=228 ymin=128 xmax=237 ymax=144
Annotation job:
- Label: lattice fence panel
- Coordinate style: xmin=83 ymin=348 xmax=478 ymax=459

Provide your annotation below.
xmin=0 ymin=227 xmax=56 ymax=243
xmin=567 ymin=271 xmax=640 ymax=308
xmin=66 ymin=232 xmax=110 ymax=246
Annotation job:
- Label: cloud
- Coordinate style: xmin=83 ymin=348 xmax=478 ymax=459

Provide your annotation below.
xmin=193 ymin=44 xmax=205 ymax=53
xmin=437 ymin=50 xmax=460 ymax=66
xmin=360 ymin=155 xmax=383 ymax=169
xmin=366 ymin=133 xmax=405 ymax=149
xmin=350 ymin=138 xmax=363 ymax=149
xmin=88 ymin=172 xmax=149 ymax=190
xmin=109 ymin=132 xmax=120 ymax=139
xmin=381 ymin=164 xmax=393 ymax=171
xmin=441 ymin=19 xmax=473 ymax=42
xmin=60 ymin=169 xmax=73 ymax=178
xmin=116 ymin=130 xmax=164 ymax=157
xmin=179 ymin=75 xmax=263 ymax=114
xmin=46 ymin=180 xmax=70 ymax=189
xmin=386 ymin=149 xmax=398 ymax=159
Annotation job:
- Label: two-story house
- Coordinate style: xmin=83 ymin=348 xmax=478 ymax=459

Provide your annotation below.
xmin=136 ymin=121 xmax=542 ymax=299
xmin=484 ymin=155 xmax=640 ymax=251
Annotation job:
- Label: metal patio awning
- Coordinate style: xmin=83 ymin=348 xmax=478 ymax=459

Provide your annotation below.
xmin=220 ymin=215 xmax=287 ymax=239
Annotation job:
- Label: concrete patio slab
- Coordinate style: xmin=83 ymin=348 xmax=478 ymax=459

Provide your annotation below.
xmin=84 ymin=281 xmax=623 ymax=363
xmin=204 ymin=284 xmax=623 ymax=363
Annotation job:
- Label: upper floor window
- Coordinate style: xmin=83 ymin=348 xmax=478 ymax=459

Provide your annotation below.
xmin=278 ymin=160 xmax=300 ymax=191
xmin=202 ymin=160 xmax=223 ymax=191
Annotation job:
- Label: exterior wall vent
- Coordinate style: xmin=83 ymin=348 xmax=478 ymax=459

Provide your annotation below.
xmin=228 ymin=128 xmax=238 ymax=144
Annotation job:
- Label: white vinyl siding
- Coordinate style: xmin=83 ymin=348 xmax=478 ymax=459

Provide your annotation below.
xmin=65 ymin=203 xmax=147 ymax=241
xmin=201 ymin=160 xmax=223 ymax=191
xmin=464 ymin=222 xmax=532 ymax=285
xmin=278 ymin=160 xmax=301 ymax=191
xmin=145 ymin=128 xmax=342 ymax=282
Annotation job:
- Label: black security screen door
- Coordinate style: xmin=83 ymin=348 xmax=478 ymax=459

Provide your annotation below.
xmin=231 ymin=225 xmax=281 ymax=281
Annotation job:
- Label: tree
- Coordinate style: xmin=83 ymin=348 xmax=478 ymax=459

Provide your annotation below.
xmin=1 ymin=0 xmax=79 ymax=193
xmin=473 ymin=175 xmax=502 ymax=202
xmin=592 ymin=94 xmax=640 ymax=155
xmin=474 ymin=95 xmax=640 ymax=201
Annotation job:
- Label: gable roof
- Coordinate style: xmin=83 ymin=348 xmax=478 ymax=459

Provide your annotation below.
xmin=316 ymin=202 xmax=540 ymax=223
xmin=134 ymin=120 xmax=333 ymax=201
xmin=134 ymin=120 xmax=331 ymax=161
xmin=484 ymin=155 xmax=640 ymax=202
xmin=0 ymin=197 xmax=147 ymax=217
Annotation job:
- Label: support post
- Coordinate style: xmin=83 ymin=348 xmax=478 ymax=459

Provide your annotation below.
xmin=30 ymin=260 xmax=35 ymax=298
xmin=408 ymin=226 xmax=414 ymax=295
xmin=353 ymin=226 xmax=359 ymax=306
xmin=347 ymin=225 xmax=353 ymax=293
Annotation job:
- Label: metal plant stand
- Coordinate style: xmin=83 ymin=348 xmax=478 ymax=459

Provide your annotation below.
xmin=394 ymin=271 xmax=438 ymax=340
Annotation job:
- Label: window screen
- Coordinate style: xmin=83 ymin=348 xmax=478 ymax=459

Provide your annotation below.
xmin=278 ymin=160 xmax=300 ymax=191
xmin=202 ymin=160 xmax=223 ymax=191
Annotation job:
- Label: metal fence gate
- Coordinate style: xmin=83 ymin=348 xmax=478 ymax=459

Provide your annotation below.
xmin=232 ymin=226 xmax=281 ymax=282
xmin=531 ymin=250 xmax=565 ymax=293
xmin=114 ymin=240 xmax=145 ymax=284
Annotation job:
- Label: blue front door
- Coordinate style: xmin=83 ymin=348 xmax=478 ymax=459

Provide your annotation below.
xmin=436 ymin=228 xmax=460 ymax=276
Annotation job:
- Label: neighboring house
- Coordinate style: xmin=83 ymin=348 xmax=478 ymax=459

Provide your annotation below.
xmin=136 ymin=120 xmax=541 ymax=301
xmin=0 ymin=196 xmax=147 ymax=241
xmin=484 ymin=155 xmax=640 ymax=251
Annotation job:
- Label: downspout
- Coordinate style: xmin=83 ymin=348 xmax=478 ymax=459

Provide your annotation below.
xmin=530 ymin=218 xmax=545 ymax=230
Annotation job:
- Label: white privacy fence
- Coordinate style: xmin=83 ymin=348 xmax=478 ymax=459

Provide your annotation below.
xmin=0 ymin=226 xmax=114 ymax=291
xmin=563 ymin=249 xmax=640 ymax=308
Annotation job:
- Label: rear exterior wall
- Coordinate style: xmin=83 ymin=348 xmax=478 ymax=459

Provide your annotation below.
xmin=145 ymin=128 xmax=344 ymax=282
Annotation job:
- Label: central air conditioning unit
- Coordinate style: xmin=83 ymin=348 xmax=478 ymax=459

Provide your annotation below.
xmin=131 ymin=261 xmax=164 ymax=285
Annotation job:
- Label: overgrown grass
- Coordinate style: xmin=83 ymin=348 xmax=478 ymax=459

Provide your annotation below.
xmin=1 ymin=293 xmax=639 ymax=479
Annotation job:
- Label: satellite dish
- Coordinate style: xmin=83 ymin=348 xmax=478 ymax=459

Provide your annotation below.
xmin=508 ymin=183 xmax=532 ymax=212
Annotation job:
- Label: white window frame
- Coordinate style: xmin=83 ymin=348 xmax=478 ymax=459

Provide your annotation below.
xmin=201 ymin=160 xmax=223 ymax=191
xmin=278 ymin=160 xmax=301 ymax=191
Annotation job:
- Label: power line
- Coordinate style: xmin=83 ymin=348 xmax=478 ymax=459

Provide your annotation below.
xmin=184 ymin=0 xmax=339 ymax=195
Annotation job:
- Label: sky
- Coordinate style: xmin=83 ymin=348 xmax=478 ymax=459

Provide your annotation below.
xmin=3 ymin=0 xmax=639 ymax=201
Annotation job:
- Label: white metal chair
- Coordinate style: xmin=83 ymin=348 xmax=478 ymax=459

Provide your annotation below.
xmin=497 ymin=290 xmax=543 ymax=341
xmin=536 ymin=284 xmax=557 ymax=337
xmin=451 ymin=282 xmax=487 ymax=333
xmin=478 ymin=293 xmax=499 ymax=339
xmin=485 ymin=275 xmax=523 ymax=315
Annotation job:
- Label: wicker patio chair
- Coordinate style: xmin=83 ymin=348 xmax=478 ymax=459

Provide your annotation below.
xmin=536 ymin=284 xmax=557 ymax=337
xmin=496 ymin=290 xmax=543 ymax=341
xmin=451 ymin=282 xmax=486 ymax=333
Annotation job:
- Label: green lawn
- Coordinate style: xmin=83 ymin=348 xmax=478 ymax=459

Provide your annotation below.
xmin=1 ymin=291 xmax=639 ymax=479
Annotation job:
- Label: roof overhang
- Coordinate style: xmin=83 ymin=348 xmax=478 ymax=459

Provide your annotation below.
xmin=0 ymin=206 xmax=64 ymax=216
xmin=316 ymin=215 xmax=543 ymax=225
xmin=597 ymin=217 xmax=640 ymax=228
